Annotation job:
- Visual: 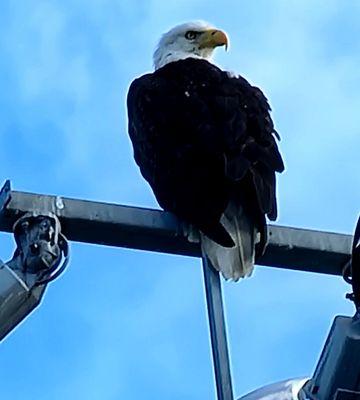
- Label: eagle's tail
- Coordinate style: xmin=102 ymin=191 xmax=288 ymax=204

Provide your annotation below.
xmin=201 ymin=202 xmax=258 ymax=281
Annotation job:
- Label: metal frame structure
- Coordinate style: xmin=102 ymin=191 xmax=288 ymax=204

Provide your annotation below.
xmin=0 ymin=181 xmax=354 ymax=400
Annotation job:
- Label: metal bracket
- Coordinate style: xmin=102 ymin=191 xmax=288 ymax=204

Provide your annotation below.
xmin=0 ymin=211 xmax=69 ymax=341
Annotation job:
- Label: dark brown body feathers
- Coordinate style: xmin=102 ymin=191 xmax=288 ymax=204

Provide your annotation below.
xmin=127 ymin=58 xmax=284 ymax=249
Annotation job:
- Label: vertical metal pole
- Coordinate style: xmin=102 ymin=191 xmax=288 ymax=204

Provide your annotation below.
xmin=202 ymin=254 xmax=234 ymax=400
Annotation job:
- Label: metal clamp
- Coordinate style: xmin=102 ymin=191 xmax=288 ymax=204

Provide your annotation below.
xmin=0 ymin=193 xmax=70 ymax=341
xmin=10 ymin=212 xmax=69 ymax=286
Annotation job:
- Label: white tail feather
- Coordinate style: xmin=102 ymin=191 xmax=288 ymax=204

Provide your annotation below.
xmin=201 ymin=202 xmax=258 ymax=281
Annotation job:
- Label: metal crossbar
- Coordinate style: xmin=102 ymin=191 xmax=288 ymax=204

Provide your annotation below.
xmin=0 ymin=189 xmax=352 ymax=274
xmin=0 ymin=183 xmax=353 ymax=400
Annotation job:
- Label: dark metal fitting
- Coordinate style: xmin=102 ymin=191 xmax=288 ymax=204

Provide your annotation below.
xmin=10 ymin=212 xmax=69 ymax=286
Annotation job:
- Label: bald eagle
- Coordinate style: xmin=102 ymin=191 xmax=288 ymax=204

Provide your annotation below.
xmin=127 ymin=21 xmax=284 ymax=280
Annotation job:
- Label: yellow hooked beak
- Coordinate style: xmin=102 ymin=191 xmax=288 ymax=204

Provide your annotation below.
xmin=199 ymin=29 xmax=229 ymax=51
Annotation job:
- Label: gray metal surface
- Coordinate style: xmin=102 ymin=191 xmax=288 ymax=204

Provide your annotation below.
xmin=202 ymin=256 xmax=234 ymax=400
xmin=0 ymin=189 xmax=353 ymax=275
xmin=0 ymin=260 xmax=47 ymax=341
xmin=334 ymin=389 xmax=360 ymax=400
xmin=303 ymin=315 xmax=360 ymax=399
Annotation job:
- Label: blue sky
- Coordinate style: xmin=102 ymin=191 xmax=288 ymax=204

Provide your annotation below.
xmin=0 ymin=1 xmax=359 ymax=399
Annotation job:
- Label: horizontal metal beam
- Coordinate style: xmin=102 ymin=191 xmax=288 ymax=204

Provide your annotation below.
xmin=0 ymin=188 xmax=353 ymax=275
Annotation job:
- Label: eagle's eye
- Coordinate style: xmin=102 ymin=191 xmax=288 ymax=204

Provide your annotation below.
xmin=185 ymin=31 xmax=199 ymax=40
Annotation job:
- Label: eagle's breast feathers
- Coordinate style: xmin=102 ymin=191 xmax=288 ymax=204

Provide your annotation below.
xmin=127 ymin=57 xmax=284 ymax=279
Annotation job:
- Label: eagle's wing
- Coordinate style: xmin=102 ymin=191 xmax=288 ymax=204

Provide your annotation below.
xmin=127 ymin=73 xmax=163 ymax=186
xmin=206 ymin=71 xmax=284 ymax=221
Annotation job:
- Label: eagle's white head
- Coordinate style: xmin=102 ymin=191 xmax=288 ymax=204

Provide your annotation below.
xmin=153 ymin=21 xmax=229 ymax=70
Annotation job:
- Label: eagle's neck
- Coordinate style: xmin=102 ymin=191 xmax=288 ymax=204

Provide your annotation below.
xmin=153 ymin=49 xmax=214 ymax=70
